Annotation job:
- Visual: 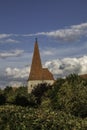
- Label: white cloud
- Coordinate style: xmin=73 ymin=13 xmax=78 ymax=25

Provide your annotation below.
xmin=5 ymin=55 xmax=87 ymax=80
xmin=72 ymin=22 xmax=87 ymax=30
xmin=44 ymin=55 xmax=87 ymax=77
xmin=0 ymin=33 xmax=19 ymax=44
xmin=22 ymin=32 xmax=46 ymax=37
xmin=0 ymin=22 xmax=87 ymax=43
xmin=41 ymin=50 xmax=54 ymax=56
xmin=0 ymin=66 xmax=30 ymax=88
xmin=0 ymin=34 xmax=12 ymax=39
xmin=5 ymin=66 xmax=30 ymax=78
xmin=0 ymin=50 xmax=24 ymax=59
xmin=23 ymin=22 xmax=87 ymax=42
xmin=5 ymin=38 xmax=19 ymax=43
xmin=0 ymin=38 xmax=19 ymax=44
xmin=44 ymin=23 xmax=87 ymax=42
xmin=2 ymin=55 xmax=87 ymax=88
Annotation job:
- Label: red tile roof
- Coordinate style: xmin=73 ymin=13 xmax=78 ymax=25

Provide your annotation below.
xmin=80 ymin=74 xmax=87 ymax=79
xmin=28 ymin=39 xmax=54 ymax=81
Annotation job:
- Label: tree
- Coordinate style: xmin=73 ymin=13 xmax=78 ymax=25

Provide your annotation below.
xmin=14 ymin=94 xmax=29 ymax=107
xmin=4 ymin=86 xmax=15 ymax=104
xmin=0 ymin=94 xmax=6 ymax=105
xmin=50 ymin=74 xmax=87 ymax=118
xmin=32 ymin=83 xmax=52 ymax=105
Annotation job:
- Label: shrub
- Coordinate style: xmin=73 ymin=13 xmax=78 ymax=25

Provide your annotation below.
xmin=32 ymin=83 xmax=52 ymax=105
xmin=0 ymin=94 xmax=6 ymax=105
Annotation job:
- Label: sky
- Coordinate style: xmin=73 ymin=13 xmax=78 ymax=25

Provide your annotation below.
xmin=0 ymin=0 xmax=87 ymax=88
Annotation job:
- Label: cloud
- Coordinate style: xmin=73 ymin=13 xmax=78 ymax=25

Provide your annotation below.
xmin=5 ymin=66 xmax=30 ymax=78
xmin=0 ymin=50 xmax=24 ymax=59
xmin=0 ymin=33 xmax=19 ymax=44
xmin=0 ymin=38 xmax=20 ymax=44
xmin=2 ymin=55 xmax=87 ymax=88
xmin=8 ymin=81 xmax=24 ymax=88
xmin=22 ymin=32 xmax=46 ymax=37
xmin=23 ymin=22 xmax=87 ymax=42
xmin=44 ymin=55 xmax=87 ymax=77
xmin=45 ymin=23 xmax=87 ymax=42
xmin=0 ymin=22 xmax=87 ymax=43
xmin=5 ymin=55 xmax=87 ymax=80
xmin=41 ymin=50 xmax=54 ymax=56
xmin=0 ymin=66 xmax=30 ymax=88
xmin=4 ymin=38 xmax=19 ymax=43
xmin=72 ymin=22 xmax=87 ymax=30
xmin=0 ymin=34 xmax=12 ymax=39
xmin=0 ymin=66 xmax=29 ymax=88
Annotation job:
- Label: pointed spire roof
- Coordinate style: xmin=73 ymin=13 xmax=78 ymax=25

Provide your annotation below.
xmin=28 ymin=38 xmax=54 ymax=81
xmin=31 ymin=38 xmax=42 ymax=69
xmin=28 ymin=38 xmax=42 ymax=80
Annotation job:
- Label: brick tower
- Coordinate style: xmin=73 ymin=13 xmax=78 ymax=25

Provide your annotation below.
xmin=28 ymin=38 xmax=54 ymax=93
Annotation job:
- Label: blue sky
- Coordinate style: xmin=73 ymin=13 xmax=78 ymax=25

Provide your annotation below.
xmin=0 ymin=0 xmax=87 ymax=88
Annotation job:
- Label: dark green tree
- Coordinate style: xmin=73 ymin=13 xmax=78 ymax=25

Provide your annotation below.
xmin=32 ymin=83 xmax=52 ymax=105
xmin=50 ymin=74 xmax=87 ymax=118
xmin=0 ymin=94 xmax=6 ymax=105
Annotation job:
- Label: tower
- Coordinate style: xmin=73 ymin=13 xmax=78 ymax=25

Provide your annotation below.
xmin=28 ymin=38 xmax=42 ymax=80
xmin=28 ymin=39 xmax=54 ymax=93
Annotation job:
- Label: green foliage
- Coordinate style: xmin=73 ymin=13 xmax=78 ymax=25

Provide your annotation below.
xmin=14 ymin=95 xmax=29 ymax=107
xmin=14 ymin=94 xmax=36 ymax=107
xmin=0 ymin=94 xmax=6 ymax=105
xmin=0 ymin=88 xmax=3 ymax=94
xmin=4 ymin=86 xmax=16 ymax=104
xmin=0 ymin=74 xmax=87 ymax=129
xmin=50 ymin=74 xmax=87 ymax=118
xmin=32 ymin=83 xmax=52 ymax=105
xmin=0 ymin=105 xmax=87 ymax=130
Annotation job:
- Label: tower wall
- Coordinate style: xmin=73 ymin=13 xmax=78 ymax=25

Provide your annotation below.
xmin=28 ymin=39 xmax=54 ymax=93
xmin=28 ymin=80 xmax=54 ymax=93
